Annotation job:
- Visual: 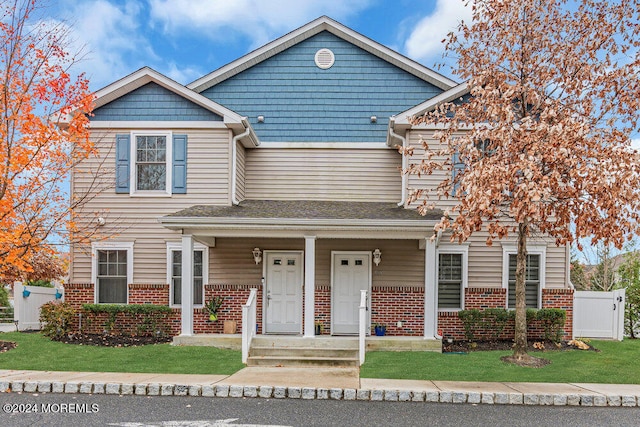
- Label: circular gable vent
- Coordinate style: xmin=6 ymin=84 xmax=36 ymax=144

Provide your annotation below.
xmin=315 ymin=48 xmax=335 ymax=69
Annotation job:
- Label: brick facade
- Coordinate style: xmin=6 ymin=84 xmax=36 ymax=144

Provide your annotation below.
xmin=370 ymin=285 xmax=424 ymax=336
xmin=64 ymin=282 xmax=574 ymax=340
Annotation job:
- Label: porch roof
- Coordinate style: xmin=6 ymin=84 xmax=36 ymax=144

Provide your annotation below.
xmin=159 ymin=200 xmax=443 ymax=239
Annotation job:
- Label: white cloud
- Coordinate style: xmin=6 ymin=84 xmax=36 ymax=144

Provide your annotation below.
xmin=404 ymin=0 xmax=472 ymax=63
xmin=59 ymin=0 xmax=158 ymax=90
xmin=148 ymin=0 xmax=372 ymax=48
xmin=631 ymin=138 xmax=640 ymax=150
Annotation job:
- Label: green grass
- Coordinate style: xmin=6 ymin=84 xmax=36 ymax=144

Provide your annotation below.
xmin=360 ymin=340 xmax=640 ymax=384
xmin=0 ymin=332 xmax=244 ymax=375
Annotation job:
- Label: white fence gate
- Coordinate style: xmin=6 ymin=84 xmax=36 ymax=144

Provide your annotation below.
xmin=13 ymin=282 xmax=64 ymax=331
xmin=573 ymin=289 xmax=625 ymax=341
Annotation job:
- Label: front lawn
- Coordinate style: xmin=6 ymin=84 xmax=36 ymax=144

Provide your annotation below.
xmin=0 ymin=332 xmax=244 ymax=375
xmin=360 ymin=339 xmax=640 ymax=384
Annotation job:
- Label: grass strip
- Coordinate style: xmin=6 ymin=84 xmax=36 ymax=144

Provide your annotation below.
xmin=0 ymin=332 xmax=243 ymax=375
xmin=360 ymin=339 xmax=640 ymax=384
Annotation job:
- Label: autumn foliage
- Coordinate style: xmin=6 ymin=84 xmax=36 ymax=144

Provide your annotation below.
xmin=408 ymin=0 xmax=639 ymax=362
xmin=0 ymin=0 xmax=94 ymax=280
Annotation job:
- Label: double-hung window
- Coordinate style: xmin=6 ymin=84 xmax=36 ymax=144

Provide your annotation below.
xmin=135 ymin=135 xmax=168 ymax=191
xmin=92 ymin=242 xmax=134 ymax=304
xmin=437 ymin=246 xmax=468 ymax=310
xmin=115 ymin=132 xmax=187 ymax=195
xmin=167 ymin=243 xmax=208 ymax=307
xmin=503 ymin=245 xmax=546 ymax=309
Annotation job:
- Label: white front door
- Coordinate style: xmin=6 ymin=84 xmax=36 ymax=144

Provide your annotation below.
xmin=264 ymin=252 xmax=303 ymax=334
xmin=332 ymin=251 xmax=371 ymax=335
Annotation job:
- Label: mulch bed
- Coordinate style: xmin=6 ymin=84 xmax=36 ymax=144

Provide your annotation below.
xmin=53 ymin=333 xmax=172 ymax=347
xmin=443 ymin=339 xmax=599 ymax=353
xmin=0 ymin=340 xmax=17 ymax=353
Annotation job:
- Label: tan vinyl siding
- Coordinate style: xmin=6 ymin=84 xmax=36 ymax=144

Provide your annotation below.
xmin=209 ymin=238 xmax=425 ymax=287
xmin=71 ymin=128 xmax=232 ymax=284
xmin=244 ymin=148 xmax=401 ymax=202
xmin=405 ymin=130 xmax=460 ymax=211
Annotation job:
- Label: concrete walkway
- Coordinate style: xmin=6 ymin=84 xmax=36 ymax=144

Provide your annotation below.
xmin=1 ymin=368 xmax=639 ymax=406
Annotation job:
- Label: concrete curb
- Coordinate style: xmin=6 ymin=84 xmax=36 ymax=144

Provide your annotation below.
xmin=1 ymin=379 xmax=638 ymax=406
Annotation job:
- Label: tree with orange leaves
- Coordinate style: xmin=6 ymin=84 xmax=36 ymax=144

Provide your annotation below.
xmin=0 ymin=0 xmax=96 ymax=281
xmin=409 ymin=0 xmax=639 ymax=365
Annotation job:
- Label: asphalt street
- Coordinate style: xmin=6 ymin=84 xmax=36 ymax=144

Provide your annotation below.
xmin=1 ymin=392 xmax=638 ymax=427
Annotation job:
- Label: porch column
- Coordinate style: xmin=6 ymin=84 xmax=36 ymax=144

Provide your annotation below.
xmin=424 ymin=237 xmax=439 ymax=338
xmin=180 ymin=234 xmax=194 ymax=336
xmin=304 ymin=235 xmax=316 ymax=337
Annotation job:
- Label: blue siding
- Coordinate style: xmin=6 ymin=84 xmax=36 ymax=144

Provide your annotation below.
xmin=93 ymin=82 xmax=222 ymax=121
xmin=201 ymin=32 xmax=443 ymax=142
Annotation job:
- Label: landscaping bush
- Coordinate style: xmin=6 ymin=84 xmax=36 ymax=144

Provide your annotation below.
xmin=40 ymin=301 xmax=76 ymax=339
xmin=81 ymin=304 xmax=173 ymax=336
xmin=25 ymin=279 xmax=54 ymax=288
xmin=0 ymin=285 xmax=9 ymax=307
xmin=533 ymin=308 xmax=566 ymax=343
xmin=457 ymin=307 xmax=566 ymax=342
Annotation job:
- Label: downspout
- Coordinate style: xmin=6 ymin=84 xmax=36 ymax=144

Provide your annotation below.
xmin=231 ymin=118 xmax=251 ymax=206
xmin=388 ymin=116 xmax=407 ymax=207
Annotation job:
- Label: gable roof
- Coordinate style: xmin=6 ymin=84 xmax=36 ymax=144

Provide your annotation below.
xmin=91 ymin=67 xmax=259 ymax=145
xmin=188 ymin=16 xmax=458 ymax=93
xmin=392 ymin=81 xmax=471 ymax=131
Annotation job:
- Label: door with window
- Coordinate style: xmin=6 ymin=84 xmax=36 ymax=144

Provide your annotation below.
xmin=264 ymin=252 xmax=303 ymax=334
xmin=332 ymin=252 xmax=371 ymax=335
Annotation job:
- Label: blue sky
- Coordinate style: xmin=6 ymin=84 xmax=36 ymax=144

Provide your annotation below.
xmin=50 ymin=0 xmax=470 ymax=90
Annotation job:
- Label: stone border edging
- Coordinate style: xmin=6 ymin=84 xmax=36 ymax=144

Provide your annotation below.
xmin=0 ymin=380 xmax=638 ymax=407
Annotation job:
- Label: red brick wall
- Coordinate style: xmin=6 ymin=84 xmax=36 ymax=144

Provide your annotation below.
xmin=314 ymin=285 xmax=331 ymax=335
xmin=129 ymin=284 xmax=170 ymax=305
xmin=64 ymin=284 xmax=94 ymax=308
xmin=370 ymin=286 xmax=424 ymax=336
xmin=542 ymin=288 xmax=574 ymax=339
xmin=438 ymin=287 xmax=574 ymax=341
xmin=195 ymin=284 xmax=263 ymax=334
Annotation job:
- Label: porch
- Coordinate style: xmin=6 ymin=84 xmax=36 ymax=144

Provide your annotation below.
xmin=173 ymin=334 xmax=442 ymax=367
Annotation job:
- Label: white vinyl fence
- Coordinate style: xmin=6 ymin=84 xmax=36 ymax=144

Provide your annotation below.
xmin=573 ymin=289 xmax=625 ymax=341
xmin=13 ymin=282 xmax=64 ymax=331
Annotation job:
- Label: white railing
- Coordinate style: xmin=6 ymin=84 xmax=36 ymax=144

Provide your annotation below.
xmin=241 ymin=288 xmax=259 ymax=364
xmin=358 ymin=289 xmax=368 ymax=365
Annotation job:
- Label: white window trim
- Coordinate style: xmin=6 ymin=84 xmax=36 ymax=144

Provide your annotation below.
xmin=130 ymin=130 xmax=173 ymax=197
xmin=436 ymin=244 xmax=469 ymax=312
xmin=502 ymin=244 xmax=546 ymax=309
xmin=91 ymin=241 xmax=134 ymax=304
xmin=166 ymin=242 xmax=209 ymax=308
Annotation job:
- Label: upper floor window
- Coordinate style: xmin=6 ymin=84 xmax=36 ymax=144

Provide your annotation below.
xmin=136 ymin=135 xmax=167 ymax=191
xmin=115 ymin=132 xmax=187 ymax=196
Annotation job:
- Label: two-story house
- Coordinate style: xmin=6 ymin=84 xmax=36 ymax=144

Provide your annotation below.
xmin=67 ymin=16 xmax=574 ymax=347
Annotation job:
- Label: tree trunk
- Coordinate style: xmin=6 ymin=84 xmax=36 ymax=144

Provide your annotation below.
xmin=513 ymin=220 xmax=529 ymax=358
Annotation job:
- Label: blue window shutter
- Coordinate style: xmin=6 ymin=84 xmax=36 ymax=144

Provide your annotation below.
xmin=172 ymin=134 xmax=187 ymax=194
xmin=115 ymin=134 xmax=130 ymax=193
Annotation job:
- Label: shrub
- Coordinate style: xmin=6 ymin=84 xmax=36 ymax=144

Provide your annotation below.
xmin=25 ymin=279 xmax=54 ymax=288
xmin=0 ymin=285 xmax=10 ymax=307
xmin=81 ymin=304 xmax=172 ymax=336
xmin=457 ymin=307 xmax=566 ymax=342
xmin=40 ymin=301 xmax=76 ymax=339
xmin=533 ymin=308 xmax=566 ymax=343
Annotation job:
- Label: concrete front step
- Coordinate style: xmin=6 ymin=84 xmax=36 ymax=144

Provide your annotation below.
xmin=251 ymin=336 xmax=358 ymax=349
xmin=250 ymin=346 xmax=358 ymax=359
xmin=246 ymin=355 xmax=359 ymax=368
xmin=248 ymin=336 xmax=361 ymax=367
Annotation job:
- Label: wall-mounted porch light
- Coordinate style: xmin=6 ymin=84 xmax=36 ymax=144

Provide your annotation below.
xmin=373 ymin=248 xmax=382 ymax=266
xmin=252 ymin=247 xmax=262 ymax=265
